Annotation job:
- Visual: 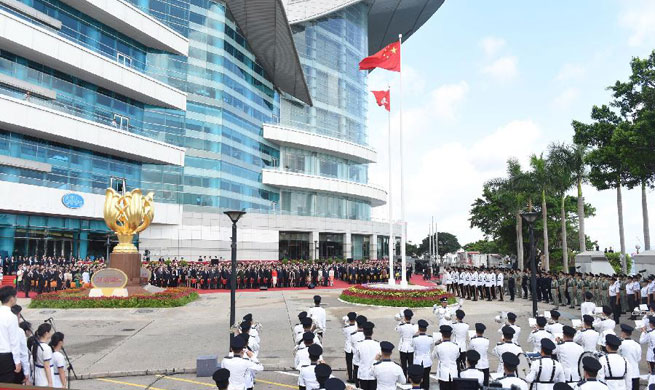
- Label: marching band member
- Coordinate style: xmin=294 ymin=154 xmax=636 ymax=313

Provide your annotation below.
xmin=432 ymin=297 xmax=453 ymax=327
xmin=242 ymin=314 xmax=260 ymax=344
xmin=294 ymin=312 xmax=308 ymax=343
xmin=355 ymin=322 xmax=380 ymax=390
xmin=618 ymin=324 xmax=641 ymax=390
xmin=221 ymin=336 xmax=263 ymax=390
xmin=372 ymin=341 xmax=405 ymax=390
xmin=239 ymin=322 xmax=260 ymax=358
xmin=298 ymin=344 xmax=323 ymax=390
xmin=528 ymin=317 xmax=555 ymax=354
xmin=525 ymin=338 xmax=564 ymax=389
xmin=309 ymin=295 xmax=326 ymax=340
xmin=314 ymin=364 xmax=332 ymax=390
xmin=497 ymin=312 xmax=521 ymax=344
xmin=395 ymin=309 xmax=418 ymax=377
xmin=639 ymin=316 xmax=655 ymax=379
xmin=350 ymin=316 xmax=367 ymax=385
xmin=457 ymin=350 xmax=484 ymax=386
xmin=295 ymin=332 xmax=321 ymax=370
xmin=493 ymin=326 xmax=523 ymax=374
xmin=451 ymin=309 xmax=469 ymax=371
xmin=594 ymin=306 xmax=617 ymax=351
xmin=468 ymin=323 xmax=490 ymax=385
xmin=581 ymin=292 xmax=596 ymax=318
xmin=545 ymin=310 xmax=564 ymax=336
xmin=574 ymin=315 xmax=599 ymax=352
xmin=343 ymin=312 xmax=357 ymax=383
xmin=432 ymin=325 xmax=459 ymax=390
xmin=412 ymin=320 xmax=433 ymax=390
xmin=212 ymin=368 xmax=230 ymax=390
xmin=496 ymin=352 xmax=528 ymax=390
xmin=556 ymin=325 xmax=584 ymax=385
xmin=597 ymin=335 xmax=628 ymax=390
xmin=574 ymin=356 xmax=609 ymax=390
xmin=407 ymin=365 xmax=425 ymax=390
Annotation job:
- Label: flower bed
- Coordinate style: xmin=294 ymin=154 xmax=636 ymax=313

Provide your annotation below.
xmin=29 ymin=287 xmax=198 ymax=309
xmin=339 ymin=284 xmax=455 ymax=307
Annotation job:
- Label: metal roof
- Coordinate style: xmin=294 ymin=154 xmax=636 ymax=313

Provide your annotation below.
xmin=225 ymin=0 xmax=313 ymax=106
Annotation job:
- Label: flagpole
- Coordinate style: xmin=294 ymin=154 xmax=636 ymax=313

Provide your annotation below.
xmin=430 ymin=216 xmax=434 ymax=261
xmin=398 ymin=33 xmax=408 ymax=288
xmin=387 ymin=85 xmax=394 ymax=286
xmin=435 ymin=221 xmax=439 ymax=264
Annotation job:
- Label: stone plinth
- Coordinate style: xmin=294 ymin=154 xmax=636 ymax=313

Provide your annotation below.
xmin=110 ymin=252 xmax=142 ymax=286
xmin=632 ymin=250 xmax=655 ymax=275
xmin=574 ymin=251 xmax=615 ymax=274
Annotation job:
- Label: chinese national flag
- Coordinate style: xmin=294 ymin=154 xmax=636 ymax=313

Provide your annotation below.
xmin=359 ymin=41 xmax=401 ymax=72
xmin=371 ymin=90 xmax=390 ymax=111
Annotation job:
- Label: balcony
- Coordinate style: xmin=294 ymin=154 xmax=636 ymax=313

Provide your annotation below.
xmin=0 ymin=8 xmax=187 ymax=110
xmin=263 ymin=123 xmax=377 ymax=164
xmin=262 ymin=169 xmax=387 ymax=206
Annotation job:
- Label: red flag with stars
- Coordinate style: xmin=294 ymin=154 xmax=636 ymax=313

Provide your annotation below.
xmin=371 ymin=90 xmax=390 ymax=111
xmin=359 ymin=41 xmax=401 ymax=72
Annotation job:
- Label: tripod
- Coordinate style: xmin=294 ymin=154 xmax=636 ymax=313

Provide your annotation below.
xmin=45 ymin=318 xmax=77 ymax=390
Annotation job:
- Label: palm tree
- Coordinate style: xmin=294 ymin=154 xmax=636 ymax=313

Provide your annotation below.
xmin=530 ymin=154 xmax=550 ymax=270
xmin=570 ymin=144 xmax=588 ymax=252
xmin=547 ymin=143 xmax=576 ymax=271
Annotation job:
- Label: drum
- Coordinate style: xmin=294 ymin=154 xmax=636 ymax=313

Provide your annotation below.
xmin=577 ymin=351 xmax=605 ymax=379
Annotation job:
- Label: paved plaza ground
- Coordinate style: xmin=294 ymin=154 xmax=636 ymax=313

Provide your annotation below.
xmin=18 ymin=288 xmax=652 ymax=390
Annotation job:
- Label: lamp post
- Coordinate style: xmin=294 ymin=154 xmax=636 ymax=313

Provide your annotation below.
xmin=224 ymin=210 xmax=245 ymax=347
xmin=521 ymin=211 xmax=539 ymax=318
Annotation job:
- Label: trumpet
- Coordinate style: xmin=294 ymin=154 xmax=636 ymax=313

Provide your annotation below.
xmin=394 ymin=308 xmax=408 ymax=322
xmin=494 ymin=311 xmax=508 ymax=324
xmin=253 ymin=321 xmax=263 ymax=332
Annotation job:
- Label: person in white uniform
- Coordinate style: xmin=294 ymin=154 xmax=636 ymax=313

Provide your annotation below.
xmin=580 ymin=292 xmax=596 ymax=318
xmin=574 ymin=315 xmax=599 ymax=352
xmin=294 ymin=312 xmax=309 ymax=344
xmin=355 ymin=322 xmax=380 ymax=390
xmin=493 ymin=326 xmax=523 ymax=374
xmin=497 ymin=312 xmax=521 ymax=344
xmin=432 ymin=297 xmax=454 ymax=327
xmin=314 ymin=364 xmax=332 ymax=390
xmin=639 ymin=315 xmax=655 ymax=375
xmin=574 ymin=356 xmax=609 ymax=389
xmin=372 ymin=341 xmax=405 ymax=390
xmin=556 ymin=325 xmax=584 ymax=384
xmin=545 ymin=310 xmax=564 ymax=336
xmin=433 ymin=325 xmax=459 ymax=390
xmin=212 ymin=368 xmax=230 ymax=390
xmin=525 ymin=338 xmax=564 ymax=390
xmin=412 ymin=319 xmax=433 ymax=390
xmin=48 ymin=332 xmax=66 ymax=389
xmin=350 ymin=316 xmax=366 ymax=386
xmin=395 ymin=309 xmax=418 ymax=378
xmin=451 ymin=309 xmax=469 ymax=371
xmin=342 ymin=312 xmax=357 ymax=383
xmin=528 ymin=316 xmax=555 ymax=354
xmin=308 ymin=295 xmax=326 ymax=340
xmin=494 ymin=352 xmax=528 ymax=390
xmin=469 ymin=322 xmax=490 ymax=385
xmin=457 ymin=350 xmax=484 ymax=386
xmin=221 ymin=336 xmax=263 ymax=390
xmin=618 ymin=324 xmax=641 ymax=390
xmin=295 ymin=332 xmax=322 ymax=370
xmin=31 ymin=323 xmax=53 ymax=388
xmin=496 ymin=270 xmax=504 ymax=301
xmin=298 ymin=344 xmax=323 ymax=390
xmin=594 ymin=306 xmax=617 ymax=352
xmin=296 ymin=317 xmax=315 ymax=345
xmin=597 ymin=334 xmax=628 ymax=390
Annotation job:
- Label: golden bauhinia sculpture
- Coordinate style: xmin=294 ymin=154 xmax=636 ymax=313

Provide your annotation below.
xmin=103 ymin=188 xmax=154 ymax=254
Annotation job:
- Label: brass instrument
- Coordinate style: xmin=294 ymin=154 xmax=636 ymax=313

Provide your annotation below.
xmin=103 ymin=188 xmax=154 ymax=253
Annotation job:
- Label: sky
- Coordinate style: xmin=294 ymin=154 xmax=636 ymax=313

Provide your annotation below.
xmin=366 ymin=0 xmax=655 ymax=253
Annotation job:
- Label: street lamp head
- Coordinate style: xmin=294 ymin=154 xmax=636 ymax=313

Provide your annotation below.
xmin=520 ymin=211 xmax=539 ymax=225
xmin=224 ymin=210 xmax=246 ymax=224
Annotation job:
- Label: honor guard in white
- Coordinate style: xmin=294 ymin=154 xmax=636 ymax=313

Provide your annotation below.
xmin=412 ymin=319 xmax=433 ymax=390
xmin=525 ymin=338 xmax=565 ymax=390
xmin=295 ymin=332 xmax=322 ymax=370
xmin=294 ymin=312 xmax=309 ymax=343
xmin=556 ymin=325 xmax=584 ymax=384
xmin=469 ymin=323 xmax=490 ymax=385
xmin=309 ymin=295 xmax=326 ymax=340
xmin=432 ymin=297 xmax=453 ymax=326
xmin=597 ymin=335 xmax=628 ymax=390
xmin=213 ymin=368 xmax=230 ymax=390
xmin=496 ymin=270 xmax=504 ymax=301
xmin=545 ymin=310 xmax=564 ymax=336
xmin=484 ymin=270 xmax=494 ymax=301
xmin=594 ymin=306 xmax=617 ymax=350
xmin=298 ymin=344 xmax=323 ymax=390
xmin=457 ymin=350 xmax=484 ymax=386
xmin=497 ymin=312 xmax=521 ymax=344
xmin=574 ymin=315 xmax=600 ymax=352
xmin=470 ymin=269 xmax=479 ymax=301
xmin=462 ymin=270 xmax=470 ymax=299
xmin=443 ymin=269 xmax=451 ymax=293
xmin=355 ymin=322 xmax=381 ymax=390
xmin=493 ymin=326 xmax=524 ymax=374
xmin=581 ymin=292 xmax=596 ymax=317
xmin=477 ymin=270 xmax=485 ymax=299
xmin=618 ymin=324 xmax=641 ymax=390
xmin=528 ymin=316 xmax=555 ymax=353
xmin=342 ymin=312 xmax=357 ymax=384
xmin=451 ymin=309 xmax=469 ymax=370
xmin=433 ymin=325 xmax=460 ymax=390
xmin=221 ymin=336 xmax=264 ymax=390
xmin=395 ymin=309 xmax=418 ymax=377
xmin=574 ymin=356 xmax=609 ymax=389
xmin=373 ymin=341 xmax=405 ymax=390
xmin=350 ymin=316 xmax=367 ymax=385
xmin=494 ymin=352 xmax=528 ymax=390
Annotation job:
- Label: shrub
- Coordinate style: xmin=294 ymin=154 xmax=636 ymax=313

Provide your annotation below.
xmin=605 ymin=252 xmax=632 ymax=273
xmin=29 ymin=287 xmax=198 ymax=309
xmin=339 ymin=285 xmax=455 ymax=307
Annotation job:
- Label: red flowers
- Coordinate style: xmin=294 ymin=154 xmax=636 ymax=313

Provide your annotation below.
xmin=30 ymin=288 xmax=198 ymax=309
xmin=339 ymin=285 xmax=454 ymax=307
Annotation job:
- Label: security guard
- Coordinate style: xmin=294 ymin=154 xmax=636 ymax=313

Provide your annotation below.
xmin=525 ymin=338 xmax=564 ymax=389
xmin=411 ymin=319 xmax=433 ymax=390
xmin=372 ymin=341 xmax=405 ymax=390
xmin=355 ymin=322 xmax=381 ymax=390
xmin=493 ymin=326 xmax=523 ymax=374
xmin=212 ymin=368 xmax=230 ymax=390
xmin=343 ymin=312 xmax=357 ymax=383
xmin=457 ymin=350 xmax=483 ymax=386
xmin=298 ymin=344 xmax=323 ymax=390
xmin=468 ymin=323 xmax=490 ymax=385
xmin=574 ymin=356 xmax=609 ymax=389
xmin=598 ymin=334 xmax=628 ymax=390
xmin=451 ymin=310 xmax=469 ymax=371
xmin=350 ymin=316 xmax=367 ymax=386
xmin=574 ymin=315 xmax=599 ymax=352
xmin=433 ymin=325 xmax=459 ymax=390
xmin=309 ymin=295 xmax=326 ymax=340
xmin=528 ymin=316 xmax=555 ymax=353
xmin=556 ymin=325 xmax=584 ymax=384
xmin=618 ymin=324 xmax=641 ymax=390
xmin=395 ymin=309 xmax=418 ymax=377
xmin=495 ymin=352 xmax=528 ymax=390
xmin=221 ymin=336 xmax=264 ymax=390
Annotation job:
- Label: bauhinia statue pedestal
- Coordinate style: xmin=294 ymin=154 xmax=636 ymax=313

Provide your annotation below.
xmin=109 ymin=253 xmax=142 ymax=286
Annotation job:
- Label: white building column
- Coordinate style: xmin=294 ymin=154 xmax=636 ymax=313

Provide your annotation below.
xmin=345 ymin=232 xmax=352 ymax=260
xmin=371 ymin=234 xmax=378 ymax=260
xmin=311 ymin=231 xmax=320 ymax=261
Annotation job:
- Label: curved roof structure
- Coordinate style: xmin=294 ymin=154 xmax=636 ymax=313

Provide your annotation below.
xmin=283 ymin=0 xmax=446 ymax=55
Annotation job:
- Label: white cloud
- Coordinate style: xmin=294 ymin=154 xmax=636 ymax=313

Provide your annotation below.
xmin=552 ymin=87 xmax=581 ymax=109
xmin=481 ymin=56 xmax=518 ymax=81
xmin=555 ymin=63 xmax=586 ymax=81
xmin=480 ymin=36 xmax=506 ymax=56
xmin=619 ymin=0 xmax=655 ymax=47
xmin=431 ymin=81 xmax=470 ymax=120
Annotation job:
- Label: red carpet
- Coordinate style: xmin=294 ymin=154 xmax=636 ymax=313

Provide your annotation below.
xmin=408 ymin=274 xmax=440 ymax=287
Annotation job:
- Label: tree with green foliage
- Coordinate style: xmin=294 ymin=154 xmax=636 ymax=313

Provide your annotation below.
xmin=546 ymin=142 xmax=576 ymax=271
xmin=530 ymin=153 xmax=551 ymax=270
xmin=463 ymin=240 xmax=501 ymax=254
xmin=570 ymin=144 xmax=588 ymax=252
xmin=419 ymin=232 xmax=461 ymax=257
